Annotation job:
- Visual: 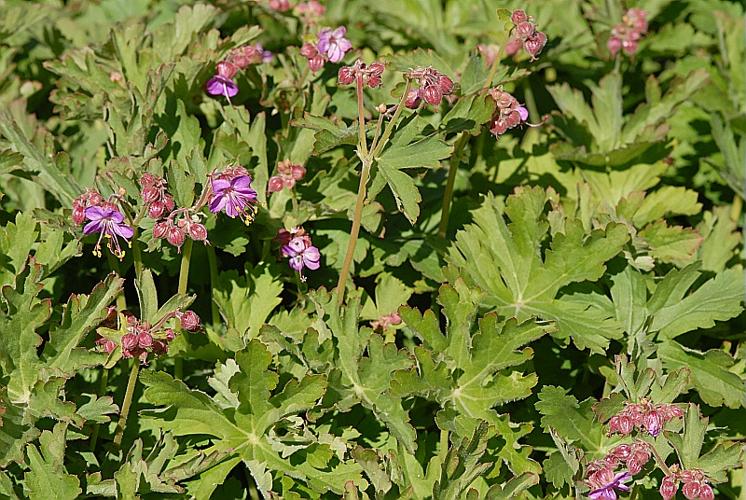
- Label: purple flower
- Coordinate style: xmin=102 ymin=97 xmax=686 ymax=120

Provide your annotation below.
xmin=589 ymin=471 xmax=631 ymax=500
xmin=83 ymin=205 xmax=134 ymax=259
xmin=282 ymin=236 xmax=320 ymax=281
xmin=317 ymin=27 xmax=352 ymax=63
xmin=209 ymin=175 xmax=258 ymax=223
xmin=205 ymin=75 xmax=239 ymax=100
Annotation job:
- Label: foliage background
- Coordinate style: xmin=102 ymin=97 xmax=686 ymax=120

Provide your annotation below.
xmin=0 ymin=0 xmax=745 ymax=498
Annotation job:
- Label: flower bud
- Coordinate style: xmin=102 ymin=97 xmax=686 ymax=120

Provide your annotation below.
xmin=300 ymin=42 xmax=318 ymax=58
xmin=148 ymin=201 xmax=166 ymax=219
xmin=609 ymin=444 xmax=631 ymax=460
xmin=180 ymin=310 xmax=201 ymax=331
xmin=438 ymin=75 xmax=454 ymax=95
xmin=338 ymin=66 xmax=355 ymax=85
xmin=153 ymin=221 xmax=169 ymax=239
xmin=152 ymin=340 xmax=168 ymax=355
xmin=72 ymin=206 xmax=86 ymax=225
xmin=699 ymin=484 xmax=714 ymax=500
xmin=660 ymin=476 xmax=678 ymax=500
xmin=188 ymin=223 xmax=208 ymax=241
xmin=309 ymin=56 xmax=325 ymax=72
xmin=140 ymin=173 xmax=156 ymax=187
xmin=524 ymin=31 xmax=547 ymax=59
xmin=164 ymin=328 xmax=176 ymax=341
xmin=421 ymin=85 xmax=443 ymax=106
xmin=217 ymin=61 xmax=238 ymax=79
xmin=511 ymin=9 xmax=528 ymax=25
xmin=142 ymin=185 xmax=160 ymax=204
xmin=268 ymin=176 xmax=285 ymax=193
xmin=607 ymin=36 xmax=622 ymax=55
xmin=682 ymin=480 xmax=702 ymax=500
xmin=515 ymin=21 xmax=536 ymax=39
xmin=404 ymin=88 xmax=421 ymax=109
xmin=290 ymin=164 xmax=306 ymax=180
xmin=163 ymin=195 xmax=175 ymax=212
xmin=167 ymin=227 xmax=186 ymax=247
xmin=137 ymin=332 xmax=153 ymax=348
xmin=122 ymin=333 xmax=139 ymax=351
xmin=505 ymin=37 xmax=523 ymax=56
xmin=642 ymin=411 xmax=662 ymax=436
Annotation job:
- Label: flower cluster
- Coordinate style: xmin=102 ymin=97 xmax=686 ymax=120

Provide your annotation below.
xmin=268 ymin=0 xmax=291 ymax=12
xmin=505 ymin=9 xmax=547 ymax=60
xmin=608 ymin=400 xmax=683 ymax=437
xmin=661 ymin=467 xmax=714 ymax=500
xmin=96 ymin=309 xmax=201 ymax=363
xmin=404 ymin=67 xmax=454 ymax=109
xmin=268 ymin=160 xmax=307 ymax=193
xmin=608 ymin=8 xmax=648 ymax=56
xmin=295 ymin=0 xmax=325 ymax=24
xmin=371 ymin=312 xmax=402 ymax=331
xmin=141 ymin=173 xmax=208 ymax=251
xmin=338 ymin=59 xmax=385 ymax=88
xmin=72 ymin=190 xmax=134 ymax=259
xmin=277 ymin=226 xmax=320 ymax=281
xmin=488 ymin=88 xmax=529 ymax=138
xmin=206 ymin=44 xmax=271 ymax=100
xmin=585 ymin=441 xmax=651 ymax=499
xmin=140 ymin=173 xmax=175 ymax=219
xmin=209 ymin=166 xmax=258 ymax=224
xmin=301 ymin=26 xmax=352 ymax=72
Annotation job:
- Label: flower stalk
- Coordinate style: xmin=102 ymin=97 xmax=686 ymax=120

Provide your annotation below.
xmin=113 ymin=360 xmax=140 ymax=447
xmin=438 ymin=132 xmax=470 ymax=239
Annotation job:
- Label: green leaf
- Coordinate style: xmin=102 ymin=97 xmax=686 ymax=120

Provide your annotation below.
xmin=536 ymin=386 xmax=604 ymax=453
xmin=649 ymin=266 xmax=744 ymax=340
xmin=447 ymin=189 xmax=628 ymax=352
xmin=639 ymin=221 xmax=702 ymax=267
xmin=135 ymin=269 xmax=159 ymax=324
xmin=668 ymin=404 xmax=707 ymax=470
xmin=0 ymin=212 xmax=37 ymax=287
xmin=23 ymin=426 xmax=81 ymax=500
xmin=657 ymin=341 xmax=745 ymax=409
xmin=213 ymin=264 xmax=283 ymax=342
xmin=43 ymin=273 xmax=124 ymax=376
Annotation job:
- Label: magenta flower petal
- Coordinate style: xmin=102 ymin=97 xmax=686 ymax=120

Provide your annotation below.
xmin=84 ymin=205 xmax=108 ymax=221
xmin=110 ymin=222 xmax=134 ymax=239
xmin=206 ymin=75 xmax=238 ymax=98
xmin=211 ymin=178 xmax=231 ymax=193
xmin=232 ymin=175 xmax=254 ymax=192
xmin=83 ymin=220 xmax=104 ymax=235
xmin=517 ymin=106 xmax=529 ymax=121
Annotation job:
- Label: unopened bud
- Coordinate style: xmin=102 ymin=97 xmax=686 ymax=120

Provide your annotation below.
xmin=180 ymin=310 xmax=201 ymax=331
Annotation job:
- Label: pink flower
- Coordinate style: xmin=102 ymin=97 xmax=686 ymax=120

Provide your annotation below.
xmin=660 ymin=475 xmax=678 ymax=500
xmin=301 ymin=42 xmax=326 ymax=72
xmin=405 ymin=67 xmax=454 ymax=108
xmin=268 ymin=0 xmax=291 ymax=11
xmin=179 ymin=310 xmax=201 ymax=332
xmin=504 ymin=9 xmax=547 ymax=60
xmin=316 ymin=26 xmax=352 ymax=63
xmin=279 ymin=227 xmax=320 ymax=281
xmin=587 ymin=469 xmax=631 ymax=500
xmin=209 ymin=174 xmax=258 ymax=222
xmin=83 ymin=205 xmax=134 ymax=259
xmin=205 ymin=75 xmax=238 ymax=99
xmin=608 ymin=8 xmax=648 ymax=57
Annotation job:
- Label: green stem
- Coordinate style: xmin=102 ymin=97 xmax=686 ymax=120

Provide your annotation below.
xmin=438 ymin=132 xmax=470 ymax=239
xmin=207 ymin=245 xmax=220 ymax=324
xmin=131 ymin=231 xmax=143 ymax=281
xmin=730 ymin=194 xmax=742 ymax=223
xmin=336 ymin=158 xmax=371 ymax=303
xmin=90 ymin=369 xmax=109 ymax=451
xmin=355 ymin=75 xmax=369 ymax=158
xmin=336 ymin=81 xmax=413 ymax=304
xmin=439 ymin=428 xmax=449 ymax=454
xmin=523 ymin=79 xmax=539 ymax=123
xmin=483 ymin=55 xmax=500 ymax=90
xmin=113 ymin=360 xmax=140 ymax=448
xmin=174 ymin=239 xmax=193 ymax=380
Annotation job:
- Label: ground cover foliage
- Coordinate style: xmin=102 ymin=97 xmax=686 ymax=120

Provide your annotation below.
xmin=0 ymin=0 xmax=745 ymax=498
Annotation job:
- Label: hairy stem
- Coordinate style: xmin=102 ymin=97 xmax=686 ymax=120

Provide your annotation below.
xmin=113 ymin=360 xmax=140 ymax=448
xmin=336 ymin=158 xmax=372 ymax=303
xmin=483 ymin=55 xmax=501 ymax=90
xmin=356 ymin=75 xmax=369 ymax=158
xmin=207 ymin=245 xmax=220 ymax=324
xmin=174 ymin=239 xmax=193 ymax=379
xmin=336 ymin=81 xmax=413 ymax=303
xmin=438 ymin=132 xmax=470 ymax=239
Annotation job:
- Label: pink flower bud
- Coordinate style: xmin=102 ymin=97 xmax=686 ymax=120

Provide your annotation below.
xmin=682 ymin=480 xmax=702 ymax=500
xmin=506 ymin=110 xmax=522 ymax=128
xmin=438 ymin=75 xmax=454 ymax=95
xmin=72 ymin=206 xmax=86 ymax=225
xmin=626 ymin=457 xmax=644 ymax=475
xmin=300 ymin=42 xmax=318 ymax=58
xmin=405 ymin=88 xmax=421 ymax=109
xmin=610 ymin=444 xmax=632 ymax=460
xmin=338 ymin=66 xmax=355 ymax=85
xmin=164 ymin=328 xmax=176 ymax=341
xmin=699 ymin=484 xmax=714 ymax=500
xmin=511 ymin=9 xmax=528 ymax=25
xmin=152 ymin=340 xmax=168 ymax=355
xmin=148 ymin=201 xmax=165 ymax=219
xmin=142 ymin=186 xmax=160 ymax=204
xmin=137 ymin=332 xmax=153 ymax=348
xmin=180 ymin=310 xmax=201 ymax=331
xmin=188 ymin=223 xmax=208 ymax=241
xmin=515 ymin=21 xmax=536 ymax=39
xmin=290 ymin=164 xmax=306 ymax=180
xmin=268 ymin=176 xmax=285 ymax=193
xmin=269 ymin=0 xmax=291 ymax=11
xmin=367 ymin=74 xmax=382 ymax=88
xmin=660 ymin=476 xmax=678 ymax=500
xmin=217 ymin=61 xmax=238 ymax=79
xmin=153 ymin=221 xmax=169 ymax=239
xmin=122 ymin=333 xmax=139 ymax=351
xmin=524 ymin=31 xmax=547 ymax=59
xmin=103 ymin=339 xmax=117 ymax=353
xmin=163 ymin=195 xmax=175 ymax=212
xmin=608 ymin=36 xmax=622 ymax=55
xmin=505 ymin=37 xmax=523 ymax=56
xmin=622 ymin=39 xmax=638 ymax=55
xmin=642 ymin=411 xmax=662 ymax=436
xmin=140 ymin=173 xmax=156 ymax=187
xmin=421 ymin=85 xmax=443 ymax=106
xmin=309 ymin=56 xmax=325 ymax=72
xmin=167 ymin=227 xmax=186 ymax=247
